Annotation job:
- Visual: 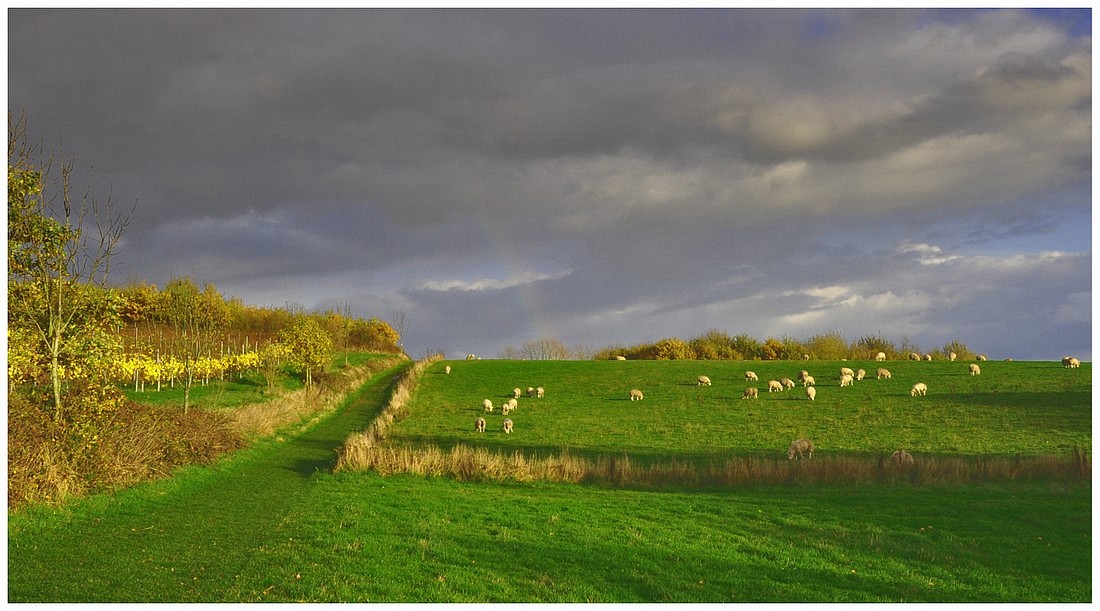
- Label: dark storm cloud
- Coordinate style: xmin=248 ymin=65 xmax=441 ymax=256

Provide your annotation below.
xmin=8 ymin=8 xmax=1091 ymax=360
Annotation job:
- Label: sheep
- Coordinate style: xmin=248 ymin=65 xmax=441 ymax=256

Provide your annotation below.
xmin=615 ymin=355 xmax=627 ymax=361
xmin=768 ymin=380 xmax=783 ymax=392
xmin=502 ymin=403 xmax=514 ymax=415
xmin=537 ymin=386 xmax=545 ymax=398
xmin=630 ymin=389 xmax=644 ymax=401
xmin=806 ymin=386 xmax=816 ymax=401
xmin=856 ymin=368 xmax=866 ymax=381
xmin=911 ymin=382 xmax=928 ymax=397
xmin=839 ymin=374 xmax=854 ymax=387
xmin=802 ymin=375 xmax=816 ymax=387
xmin=474 ymin=417 xmax=486 ymax=433
xmin=977 ymin=354 xmax=987 ymax=362
xmin=968 ymin=363 xmax=981 ymax=376
xmin=908 ymin=352 xmax=921 ymax=361
xmin=745 ymin=371 xmax=759 ymax=382
xmin=527 ymin=386 xmax=536 ymax=398
xmin=1062 ymin=356 xmax=1080 ymax=368
xmin=923 ymin=354 xmax=932 ymax=361
xmin=840 ymin=367 xmax=855 ymax=378
xmin=797 ymin=370 xmax=810 ymax=381
xmin=949 ymin=352 xmax=958 ymax=362
xmin=742 ymin=387 xmax=758 ymax=399
xmin=483 ymin=399 xmax=494 ymax=412
xmin=876 ymin=367 xmax=892 ymax=380
xmin=466 ymin=354 xmax=477 ymax=360
xmin=780 ymin=377 xmax=796 ymax=390
xmin=788 ymin=438 xmax=814 ymax=460
xmin=697 ymin=375 xmax=712 ymax=386
xmin=513 ymin=388 xmax=522 ymax=399
xmin=445 ymin=365 xmax=452 ymax=375
xmin=502 ymin=418 xmax=514 ymax=434
xmin=507 ymin=398 xmax=518 ymax=410
xmin=875 ymin=352 xmax=887 ymax=362
xmin=890 ymin=449 xmax=914 ymax=466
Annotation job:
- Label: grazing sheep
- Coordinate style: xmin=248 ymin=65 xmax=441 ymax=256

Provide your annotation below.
xmin=856 ymin=369 xmax=866 ymax=381
xmin=909 ymin=352 xmax=921 ymax=361
xmin=1062 ymin=356 xmax=1081 ymax=368
xmin=806 ymin=386 xmax=816 ymax=401
xmin=839 ymin=374 xmax=854 ymax=387
xmin=502 ymin=419 xmax=513 ymax=434
xmin=788 ymin=438 xmax=814 ymax=460
xmin=507 ymin=398 xmax=518 ymax=410
xmin=527 ymin=386 xmax=536 ymax=398
xmin=949 ymin=352 xmax=957 ymax=362
xmin=780 ymin=377 xmax=796 ymax=390
xmin=445 ymin=365 xmax=452 ymax=374
xmin=923 ymin=354 xmax=932 ymax=361
xmin=890 ymin=450 xmax=914 ymax=466
xmin=875 ymin=352 xmax=887 ymax=362
xmin=466 ymin=354 xmax=477 ymax=360
xmin=876 ymin=368 xmax=892 ymax=380
xmin=537 ymin=386 xmax=545 ymax=398
xmin=742 ymin=387 xmax=759 ymax=399
xmin=797 ymin=370 xmax=810 ymax=381
xmin=911 ymin=382 xmax=928 ymax=397
xmin=630 ymin=389 xmax=644 ymax=401
xmin=840 ymin=367 xmax=855 ymax=378
xmin=977 ymin=354 xmax=987 ymax=362
xmin=968 ymin=363 xmax=981 ymax=376
xmin=768 ymin=380 xmax=784 ymax=392
xmin=802 ymin=375 xmax=816 ymax=387
xmin=502 ymin=403 xmax=513 ymax=415
xmin=475 ymin=417 xmax=486 ymax=433
xmin=483 ymin=399 xmax=494 ymax=412
xmin=697 ymin=375 xmax=712 ymax=386
xmin=745 ymin=371 xmax=759 ymax=382
xmin=615 ymin=355 xmax=627 ymax=361
xmin=513 ymin=388 xmax=522 ymax=399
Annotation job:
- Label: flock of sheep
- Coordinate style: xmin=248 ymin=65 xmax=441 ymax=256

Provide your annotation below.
xmin=451 ymin=352 xmax=1083 ymax=464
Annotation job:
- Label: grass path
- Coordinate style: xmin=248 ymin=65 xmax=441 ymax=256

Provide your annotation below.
xmin=7 ymin=361 xmax=413 ymax=603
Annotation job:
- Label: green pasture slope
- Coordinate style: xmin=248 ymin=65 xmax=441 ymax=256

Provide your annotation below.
xmin=7 ymin=358 xmax=1091 ymax=602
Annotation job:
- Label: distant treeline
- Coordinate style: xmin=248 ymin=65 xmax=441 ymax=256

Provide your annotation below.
xmin=501 ymin=330 xmax=977 ymax=361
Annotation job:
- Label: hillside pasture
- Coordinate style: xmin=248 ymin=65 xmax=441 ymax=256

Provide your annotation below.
xmin=391 ymin=359 xmax=1090 ymax=466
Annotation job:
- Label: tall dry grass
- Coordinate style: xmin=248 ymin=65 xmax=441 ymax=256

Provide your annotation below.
xmin=231 ymin=355 xmax=406 ymax=438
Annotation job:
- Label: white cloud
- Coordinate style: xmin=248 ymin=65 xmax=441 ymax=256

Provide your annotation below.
xmin=417 ymin=269 xmax=572 ymax=293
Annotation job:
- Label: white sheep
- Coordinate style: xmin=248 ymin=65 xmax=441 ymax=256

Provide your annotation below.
xmin=513 ymin=387 xmax=522 ymax=399
xmin=742 ymin=387 xmax=758 ymax=399
xmin=508 ymin=398 xmax=518 ymax=409
xmin=890 ymin=449 xmax=914 ymax=466
xmin=474 ymin=417 xmax=486 ymax=433
xmin=840 ymin=367 xmax=855 ymax=378
xmin=697 ymin=375 xmax=712 ymax=386
xmin=806 ymin=386 xmax=816 ymax=401
xmin=780 ymin=377 xmax=796 ymax=390
xmin=802 ymin=375 xmax=816 ymax=387
xmin=768 ymin=380 xmax=783 ymax=392
xmin=745 ymin=371 xmax=759 ymax=382
xmin=876 ymin=367 xmax=892 ymax=380
xmin=911 ymin=382 xmax=928 ymax=397
xmin=788 ymin=438 xmax=814 ymax=460
xmin=856 ymin=369 xmax=866 ymax=381
xmin=1062 ymin=356 xmax=1081 ymax=368
xmin=797 ymin=370 xmax=810 ymax=381
xmin=977 ymin=354 xmax=987 ymax=362
xmin=483 ymin=399 xmax=494 ymax=412
xmin=445 ymin=365 xmax=452 ymax=375
xmin=923 ymin=354 xmax=932 ymax=361
xmin=502 ymin=418 xmax=513 ymax=434
xmin=466 ymin=354 xmax=477 ymax=360
xmin=949 ymin=352 xmax=957 ymax=362
xmin=537 ymin=387 xmax=545 ymax=398
xmin=630 ymin=389 xmax=644 ymax=401
xmin=502 ymin=403 xmax=514 ymax=415
xmin=968 ymin=363 xmax=981 ymax=376
xmin=875 ymin=352 xmax=887 ymax=362
xmin=527 ymin=386 xmax=536 ymax=398
xmin=839 ymin=374 xmax=854 ymax=387
xmin=615 ymin=355 xmax=627 ymax=361
xmin=909 ymin=352 xmax=921 ymax=361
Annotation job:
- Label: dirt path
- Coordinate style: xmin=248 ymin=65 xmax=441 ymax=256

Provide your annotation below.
xmin=7 ymin=361 xmax=411 ymax=602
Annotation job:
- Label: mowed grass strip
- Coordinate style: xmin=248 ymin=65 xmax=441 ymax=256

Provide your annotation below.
xmin=394 ymin=359 xmax=1090 ymax=460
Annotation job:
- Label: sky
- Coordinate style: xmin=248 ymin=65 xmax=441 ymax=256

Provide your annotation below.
xmin=7 ymin=7 xmax=1093 ymax=361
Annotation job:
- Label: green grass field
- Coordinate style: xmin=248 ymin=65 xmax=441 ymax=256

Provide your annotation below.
xmin=7 ymin=357 xmax=1092 ymax=602
xmin=395 ymin=359 xmax=1091 ymax=459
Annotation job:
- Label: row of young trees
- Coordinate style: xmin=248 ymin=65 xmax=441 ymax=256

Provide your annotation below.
xmin=504 ymin=330 xmax=975 ymax=362
xmin=8 ymin=113 xmax=403 ymax=423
